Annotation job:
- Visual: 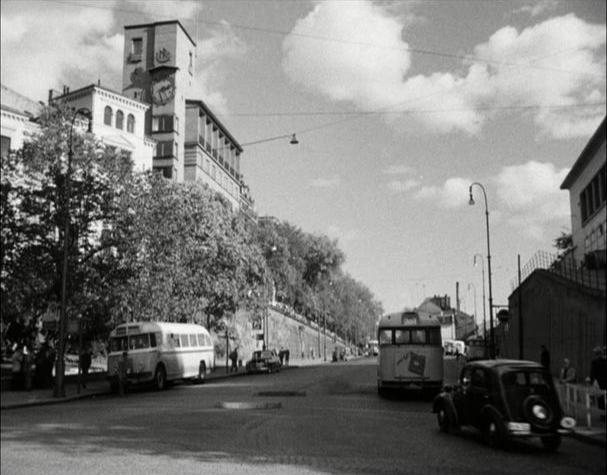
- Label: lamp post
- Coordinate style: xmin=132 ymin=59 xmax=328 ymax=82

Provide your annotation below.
xmin=469 ymin=183 xmax=495 ymax=358
xmin=54 ymin=108 xmax=92 ymax=398
xmin=473 ymin=253 xmax=487 ymax=356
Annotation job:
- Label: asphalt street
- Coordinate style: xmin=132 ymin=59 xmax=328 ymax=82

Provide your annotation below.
xmin=1 ymin=358 xmax=605 ymax=475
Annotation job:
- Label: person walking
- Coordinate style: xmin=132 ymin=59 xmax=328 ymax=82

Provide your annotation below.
xmin=79 ymin=344 xmax=92 ymax=388
xmin=589 ymin=346 xmax=606 ymax=418
xmin=558 ymin=358 xmax=577 ymax=384
xmin=11 ymin=344 xmax=23 ymax=391
xmin=229 ymin=347 xmax=238 ymax=373
xmin=285 ymin=348 xmax=290 ymax=367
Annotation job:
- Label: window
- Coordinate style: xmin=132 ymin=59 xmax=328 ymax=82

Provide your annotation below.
xmin=156 ymin=140 xmax=175 ymax=158
xmin=394 ymin=329 xmax=409 ymax=345
xmin=427 ymin=328 xmax=442 ymax=345
xmin=127 ymin=114 xmax=135 ymax=133
xmin=471 ymin=368 xmax=487 ymax=388
xmin=197 ymin=334 xmax=205 ymax=347
xmin=378 ymin=329 xmax=392 ymax=345
xmin=1 ymin=135 xmax=10 ymax=159
xmin=411 ymin=329 xmax=426 ymax=344
xmin=129 ymin=334 xmax=149 ymax=350
xmin=150 ymin=333 xmax=157 ymax=348
xmin=116 ymin=110 xmax=124 ymax=129
xmin=132 ymin=37 xmax=143 ymax=55
xmin=189 ymin=334 xmax=197 ymax=347
xmin=180 ymin=335 xmax=189 ymax=347
xmin=151 ymin=115 xmax=174 ymax=133
xmin=580 ymin=164 xmax=606 ymax=223
xmin=154 ymin=166 xmax=173 ymax=179
xmin=104 ymin=106 xmax=113 ymax=126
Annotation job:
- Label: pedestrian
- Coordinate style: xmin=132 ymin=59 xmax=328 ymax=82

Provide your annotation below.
xmin=34 ymin=343 xmax=52 ymax=389
xmin=558 ymin=358 xmax=577 ymax=384
xmin=22 ymin=344 xmax=33 ymax=391
xmin=229 ymin=347 xmax=238 ymax=373
xmin=285 ymin=348 xmax=290 ymax=367
xmin=589 ymin=346 xmax=606 ymax=417
xmin=11 ymin=344 xmax=23 ymax=391
xmin=278 ymin=346 xmax=285 ymax=366
xmin=540 ymin=345 xmax=551 ymax=371
xmin=79 ymin=344 xmax=93 ymax=388
xmin=117 ymin=351 xmax=129 ymax=396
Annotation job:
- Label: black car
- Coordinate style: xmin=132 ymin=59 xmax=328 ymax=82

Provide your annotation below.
xmin=245 ymin=350 xmax=282 ymax=374
xmin=432 ymin=359 xmax=576 ymax=451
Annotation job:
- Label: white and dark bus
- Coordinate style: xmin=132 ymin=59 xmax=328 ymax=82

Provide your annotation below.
xmin=377 ymin=311 xmax=443 ymax=395
xmin=107 ymin=321 xmax=215 ymax=391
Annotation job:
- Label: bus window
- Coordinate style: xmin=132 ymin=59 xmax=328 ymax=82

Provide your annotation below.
xmin=110 ymin=336 xmax=127 ymax=352
xmin=204 ymin=334 xmax=212 ymax=346
xmin=189 ymin=334 xmax=197 ymax=347
xmin=411 ymin=329 xmax=426 ymax=344
xmin=170 ymin=334 xmax=180 ymax=347
xmin=379 ymin=329 xmax=392 ymax=345
xmin=197 ymin=334 xmax=204 ymax=347
xmin=394 ymin=329 xmax=409 ymax=345
xmin=180 ymin=334 xmax=189 ymax=347
xmin=150 ymin=333 xmax=157 ymax=348
xmin=427 ymin=328 xmax=441 ymax=345
xmin=129 ymin=334 xmax=149 ymax=350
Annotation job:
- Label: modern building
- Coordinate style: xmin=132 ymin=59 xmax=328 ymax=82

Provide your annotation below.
xmin=560 ymin=116 xmax=606 ymax=269
xmin=121 ymin=19 xmax=253 ymax=213
xmin=51 ymin=84 xmax=155 ymax=172
xmin=1 ymin=84 xmax=42 ymax=158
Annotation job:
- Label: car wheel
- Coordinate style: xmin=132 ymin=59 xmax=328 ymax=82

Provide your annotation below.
xmin=154 ymin=365 xmax=167 ymax=391
xmin=523 ymin=396 xmax=556 ymax=431
xmin=197 ymin=361 xmax=206 ymax=384
xmin=482 ymin=414 xmax=505 ymax=449
xmin=541 ymin=435 xmax=562 ymax=451
xmin=437 ymin=406 xmax=457 ymax=434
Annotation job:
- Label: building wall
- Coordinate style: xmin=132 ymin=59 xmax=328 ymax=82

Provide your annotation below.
xmin=58 ymin=86 xmax=154 ymax=172
xmin=502 ymin=270 xmax=606 ymax=380
xmin=567 ymin=135 xmax=606 ymax=264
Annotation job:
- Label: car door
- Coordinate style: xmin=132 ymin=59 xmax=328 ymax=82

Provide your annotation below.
xmin=466 ymin=367 xmax=491 ymax=427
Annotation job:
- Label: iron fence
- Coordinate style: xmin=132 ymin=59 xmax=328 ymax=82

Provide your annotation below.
xmin=512 ymin=250 xmax=606 ymax=292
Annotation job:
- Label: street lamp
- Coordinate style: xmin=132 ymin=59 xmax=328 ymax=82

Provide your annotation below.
xmin=54 ymin=107 xmax=92 ymax=398
xmin=468 ymin=182 xmax=495 ymax=359
xmin=473 ymin=253 xmax=487 ymax=356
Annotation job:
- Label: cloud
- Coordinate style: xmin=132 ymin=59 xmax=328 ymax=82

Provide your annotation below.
xmin=387 ymin=179 xmax=419 ymax=194
xmin=415 ymin=177 xmax=471 ymax=208
xmin=1 ymin=5 xmax=122 ymax=101
xmin=383 ymin=165 xmax=414 ymax=175
xmin=282 ymin=1 xmax=605 ymax=138
xmin=327 ymin=224 xmax=359 ymax=243
xmin=513 ymin=1 xmax=560 ymax=18
xmin=126 ymin=0 xmax=201 ymax=20
xmin=309 ymin=176 xmax=341 ymax=188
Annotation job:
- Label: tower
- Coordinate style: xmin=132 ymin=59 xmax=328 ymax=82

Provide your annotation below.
xmin=122 ymin=20 xmax=196 ymax=182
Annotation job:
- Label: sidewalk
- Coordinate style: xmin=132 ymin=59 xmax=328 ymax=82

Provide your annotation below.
xmin=0 ymin=357 xmax=328 ymax=410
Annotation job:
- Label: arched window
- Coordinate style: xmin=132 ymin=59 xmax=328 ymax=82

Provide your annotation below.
xmin=104 ymin=106 xmax=112 ymax=125
xmin=116 ymin=110 xmax=124 ymax=130
xmin=127 ymin=114 xmax=135 ymax=133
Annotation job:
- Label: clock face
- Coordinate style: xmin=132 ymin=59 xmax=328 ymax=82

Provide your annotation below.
xmin=152 ymin=74 xmax=175 ymax=106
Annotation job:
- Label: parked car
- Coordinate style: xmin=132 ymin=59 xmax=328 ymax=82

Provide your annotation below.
xmin=432 ymin=359 xmax=576 ymax=451
xmin=245 ymin=350 xmax=282 ymax=374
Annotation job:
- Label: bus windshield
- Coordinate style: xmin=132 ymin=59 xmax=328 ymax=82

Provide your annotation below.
xmin=378 ymin=327 xmax=441 ymax=346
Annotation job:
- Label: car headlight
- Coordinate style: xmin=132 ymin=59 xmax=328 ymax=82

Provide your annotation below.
xmin=532 ymin=404 xmax=548 ymax=420
xmin=560 ymin=416 xmax=576 ymax=429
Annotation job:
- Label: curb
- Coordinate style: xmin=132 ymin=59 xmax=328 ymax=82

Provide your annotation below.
xmin=570 ymin=430 xmax=606 ymax=447
xmin=1 ymin=390 xmax=111 ymax=410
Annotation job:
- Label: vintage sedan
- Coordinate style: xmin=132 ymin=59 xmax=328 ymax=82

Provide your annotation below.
xmin=432 ymin=359 xmax=575 ymax=451
xmin=245 ymin=349 xmax=282 ymax=374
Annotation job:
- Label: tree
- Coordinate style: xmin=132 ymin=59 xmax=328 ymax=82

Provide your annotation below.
xmin=105 ymin=174 xmax=269 ymax=330
xmin=1 ymin=105 xmax=131 ymax=340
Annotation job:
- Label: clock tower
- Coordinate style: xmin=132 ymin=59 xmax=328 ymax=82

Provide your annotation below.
xmin=122 ymin=20 xmax=196 ymax=182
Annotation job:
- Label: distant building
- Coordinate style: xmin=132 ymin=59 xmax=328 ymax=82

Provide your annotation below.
xmin=417 ymin=295 xmax=476 ymax=341
xmin=560 ymin=116 xmax=606 ymax=269
xmin=51 ymin=84 xmax=155 ymax=172
xmin=1 ymin=84 xmax=42 ymax=157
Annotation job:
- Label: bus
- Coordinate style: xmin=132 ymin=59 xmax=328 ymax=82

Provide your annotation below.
xmin=107 ymin=321 xmax=215 ymax=391
xmin=377 ymin=310 xmax=443 ymax=395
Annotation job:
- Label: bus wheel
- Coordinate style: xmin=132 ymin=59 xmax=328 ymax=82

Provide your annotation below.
xmin=154 ymin=365 xmax=167 ymax=391
xmin=197 ymin=362 xmax=207 ymax=384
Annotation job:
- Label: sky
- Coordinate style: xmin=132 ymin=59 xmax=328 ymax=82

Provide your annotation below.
xmin=1 ymin=0 xmax=606 ymax=325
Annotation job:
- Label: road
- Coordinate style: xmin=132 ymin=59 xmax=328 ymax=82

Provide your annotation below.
xmin=1 ymin=358 xmax=605 ymax=475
